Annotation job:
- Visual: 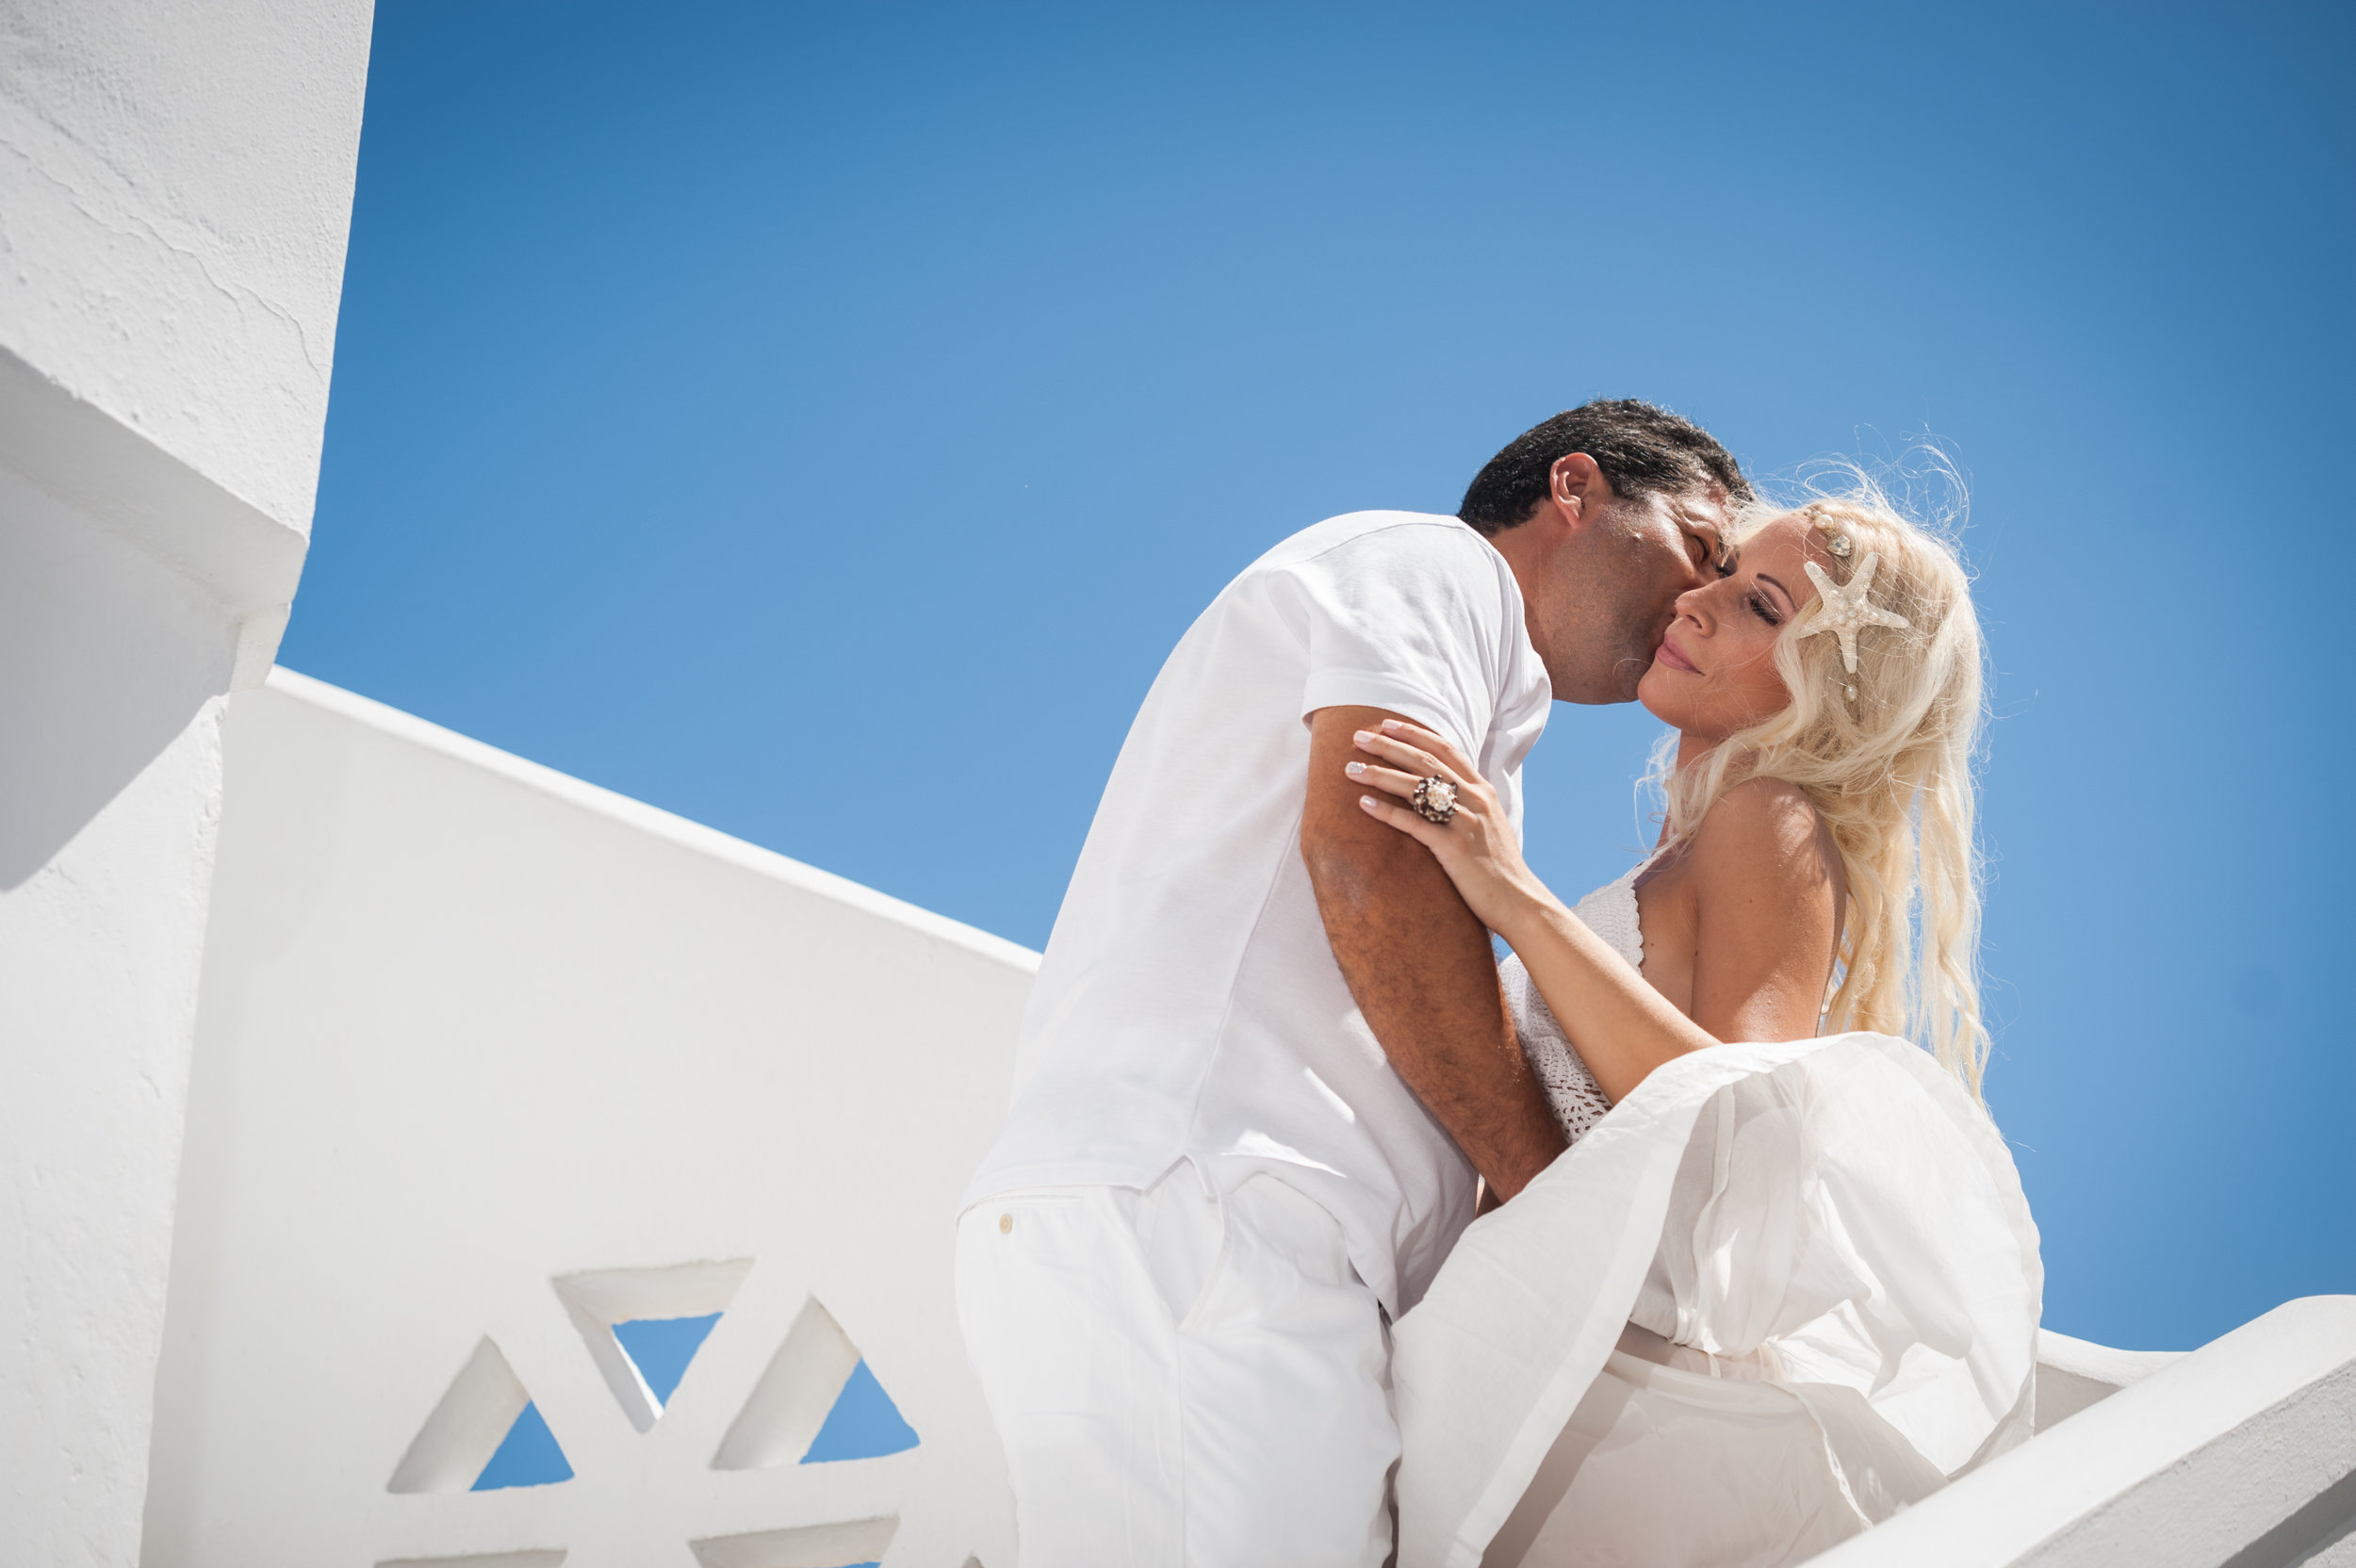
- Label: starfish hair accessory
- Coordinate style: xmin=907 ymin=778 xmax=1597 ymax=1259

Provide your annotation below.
xmin=1799 ymin=550 xmax=1910 ymax=701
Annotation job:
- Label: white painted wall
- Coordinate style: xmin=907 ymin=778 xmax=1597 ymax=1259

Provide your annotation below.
xmin=0 ymin=466 xmax=237 ymax=1568
xmin=0 ymin=0 xmax=374 ymax=539
xmin=0 ymin=4 xmax=373 ymax=1562
xmin=146 ymin=672 xmax=1035 ymax=1568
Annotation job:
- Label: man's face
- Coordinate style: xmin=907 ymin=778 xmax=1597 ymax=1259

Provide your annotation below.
xmin=1530 ymin=486 xmax=1732 ymax=704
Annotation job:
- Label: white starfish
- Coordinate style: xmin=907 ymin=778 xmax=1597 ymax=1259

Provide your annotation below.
xmin=1799 ymin=551 xmax=1910 ymax=677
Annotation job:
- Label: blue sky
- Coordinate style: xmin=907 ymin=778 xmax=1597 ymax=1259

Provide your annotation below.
xmin=290 ymin=1 xmax=2352 ymax=1351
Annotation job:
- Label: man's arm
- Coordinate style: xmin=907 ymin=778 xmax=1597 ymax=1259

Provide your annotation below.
xmin=1301 ymin=705 xmax=1566 ymax=1199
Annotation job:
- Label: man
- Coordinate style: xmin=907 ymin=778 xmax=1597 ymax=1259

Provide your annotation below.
xmin=957 ymin=400 xmax=1751 ymax=1566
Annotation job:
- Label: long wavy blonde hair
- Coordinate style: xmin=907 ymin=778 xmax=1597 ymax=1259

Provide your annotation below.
xmin=1646 ymin=466 xmax=1992 ymax=1096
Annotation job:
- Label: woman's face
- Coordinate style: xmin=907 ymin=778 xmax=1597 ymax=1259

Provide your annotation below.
xmin=1638 ymin=512 xmax=1825 ymax=740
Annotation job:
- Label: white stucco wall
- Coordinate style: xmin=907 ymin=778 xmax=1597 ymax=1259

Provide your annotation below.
xmin=0 ymin=5 xmax=373 ymax=1563
xmin=0 ymin=466 xmax=241 ymax=1568
xmin=146 ymin=672 xmax=1034 ymax=1567
xmin=0 ymin=0 xmax=374 ymax=539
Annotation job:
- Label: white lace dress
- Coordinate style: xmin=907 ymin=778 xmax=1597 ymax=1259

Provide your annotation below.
xmin=1500 ymin=857 xmax=1654 ymax=1147
xmin=1393 ymin=858 xmax=2045 ymax=1568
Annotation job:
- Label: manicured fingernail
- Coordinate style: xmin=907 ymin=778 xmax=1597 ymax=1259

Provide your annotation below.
xmin=1360 ymin=794 xmax=1380 ymax=810
xmin=1353 ymin=729 xmax=1376 ymax=745
xmin=1345 ymin=760 xmax=1366 ymax=776
xmin=1382 ymin=719 xmax=1404 ymax=731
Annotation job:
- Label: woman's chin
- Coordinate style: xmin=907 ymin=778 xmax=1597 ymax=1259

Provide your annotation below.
xmin=1635 ymin=668 xmax=1683 ymax=727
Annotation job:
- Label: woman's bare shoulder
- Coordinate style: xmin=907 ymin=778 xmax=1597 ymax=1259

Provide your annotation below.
xmin=1689 ymin=777 xmax=1841 ymax=906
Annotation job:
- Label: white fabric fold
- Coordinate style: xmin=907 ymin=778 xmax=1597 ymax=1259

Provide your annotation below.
xmin=1391 ymin=1032 xmax=2041 ymax=1568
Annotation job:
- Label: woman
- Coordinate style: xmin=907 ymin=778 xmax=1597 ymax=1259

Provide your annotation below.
xmin=1352 ymin=484 xmax=2041 ymax=1567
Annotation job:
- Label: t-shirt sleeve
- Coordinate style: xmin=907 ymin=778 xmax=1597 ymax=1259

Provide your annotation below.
xmin=1287 ymin=522 xmax=1518 ymax=760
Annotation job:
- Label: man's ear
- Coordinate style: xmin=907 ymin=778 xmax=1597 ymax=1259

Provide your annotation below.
xmin=1546 ymin=453 xmax=1609 ymax=532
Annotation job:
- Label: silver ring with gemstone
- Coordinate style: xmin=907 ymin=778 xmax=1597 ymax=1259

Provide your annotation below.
xmin=1412 ymin=776 xmax=1460 ymax=825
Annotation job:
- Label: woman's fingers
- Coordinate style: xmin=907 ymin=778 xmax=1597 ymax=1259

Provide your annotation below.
xmin=1358 ymin=792 xmax=1442 ymax=845
xmin=1343 ymin=760 xmax=1426 ymax=800
xmin=1346 ymin=761 xmax=1489 ymax=831
xmin=1351 ymin=727 xmax=1455 ymax=784
xmin=1378 ymin=718 xmax=1478 ymax=779
xmin=1376 ymin=718 xmax=1447 ymax=748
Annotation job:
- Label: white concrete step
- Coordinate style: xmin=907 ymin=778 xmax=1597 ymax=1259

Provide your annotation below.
xmin=1814 ymin=1296 xmax=2356 ymax=1567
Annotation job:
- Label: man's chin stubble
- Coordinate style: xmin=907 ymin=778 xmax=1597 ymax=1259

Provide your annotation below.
xmin=1612 ymin=651 xmax=1655 ymax=703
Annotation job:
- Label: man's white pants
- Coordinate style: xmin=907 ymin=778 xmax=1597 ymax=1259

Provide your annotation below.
xmin=956 ymin=1167 xmax=1398 ymax=1568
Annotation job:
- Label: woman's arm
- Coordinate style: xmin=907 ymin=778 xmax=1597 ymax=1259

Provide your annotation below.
xmin=1347 ymin=721 xmax=1712 ymax=1101
xmin=1349 ymin=723 xmax=1840 ymax=1101
xmin=1487 ymin=898 xmax=1716 ymax=1102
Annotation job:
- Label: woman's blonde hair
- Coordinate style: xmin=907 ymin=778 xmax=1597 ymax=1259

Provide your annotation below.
xmin=1646 ymin=464 xmax=1992 ymax=1096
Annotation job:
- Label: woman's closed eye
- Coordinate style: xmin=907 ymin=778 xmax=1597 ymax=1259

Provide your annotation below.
xmin=1747 ymin=588 xmax=1784 ymax=627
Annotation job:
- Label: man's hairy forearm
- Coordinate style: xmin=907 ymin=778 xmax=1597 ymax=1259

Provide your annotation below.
xmin=1302 ymin=707 xmax=1566 ymax=1198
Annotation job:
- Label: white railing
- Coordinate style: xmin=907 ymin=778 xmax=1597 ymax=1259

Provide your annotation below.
xmin=143 ymin=670 xmax=1035 ymax=1568
xmin=140 ymin=669 xmax=2356 ymax=1568
xmin=1819 ymin=1297 xmax=2356 ymax=1567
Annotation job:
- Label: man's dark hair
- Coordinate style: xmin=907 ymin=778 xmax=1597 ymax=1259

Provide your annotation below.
xmin=1458 ymin=399 xmax=1752 ymax=536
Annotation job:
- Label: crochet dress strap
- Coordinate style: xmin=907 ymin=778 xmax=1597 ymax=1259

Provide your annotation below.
xmin=1502 ymin=852 xmax=1656 ymax=1147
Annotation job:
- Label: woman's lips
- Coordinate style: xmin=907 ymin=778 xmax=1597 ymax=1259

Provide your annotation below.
xmin=1656 ymin=634 xmax=1697 ymax=673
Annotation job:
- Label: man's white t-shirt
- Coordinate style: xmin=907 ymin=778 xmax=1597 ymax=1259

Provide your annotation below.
xmin=963 ymin=511 xmax=1553 ymax=1314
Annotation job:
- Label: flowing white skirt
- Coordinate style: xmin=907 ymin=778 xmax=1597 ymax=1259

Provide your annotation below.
xmin=1391 ymin=1033 xmax=2043 ymax=1568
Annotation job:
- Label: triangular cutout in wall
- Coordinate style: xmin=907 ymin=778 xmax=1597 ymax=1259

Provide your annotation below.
xmin=474 ymin=1399 xmax=575 ymax=1490
xmin=688 ymin=1515 xmax=897 ymax=1568
xmin=802 ymin=1358 xmax=920 ymax=1463
xmin=612 ymin=1312 xmax=723 ymax=1408
xmin=711 ymin=1298 xmax=918 ymax=1470
xmin=551 ymin=1259 xmax=752 ymax=1431
xmin=388 ymin=1338 xmax=572 ymax=1494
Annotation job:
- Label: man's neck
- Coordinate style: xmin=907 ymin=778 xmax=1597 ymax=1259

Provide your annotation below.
xmin=1481 ymin=517 xmax=1563 ymax=669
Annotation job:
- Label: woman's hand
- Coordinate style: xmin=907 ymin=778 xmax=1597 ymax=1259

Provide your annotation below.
xmin=1357 ymin=720 xmax=1718 ymax=1099
xmin=1348 ymin=720 xmax=1560 ymax=940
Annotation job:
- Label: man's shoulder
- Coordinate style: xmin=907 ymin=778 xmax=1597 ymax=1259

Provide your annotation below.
xmin=1247 ymin=510 xmax=1501 ymax=580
